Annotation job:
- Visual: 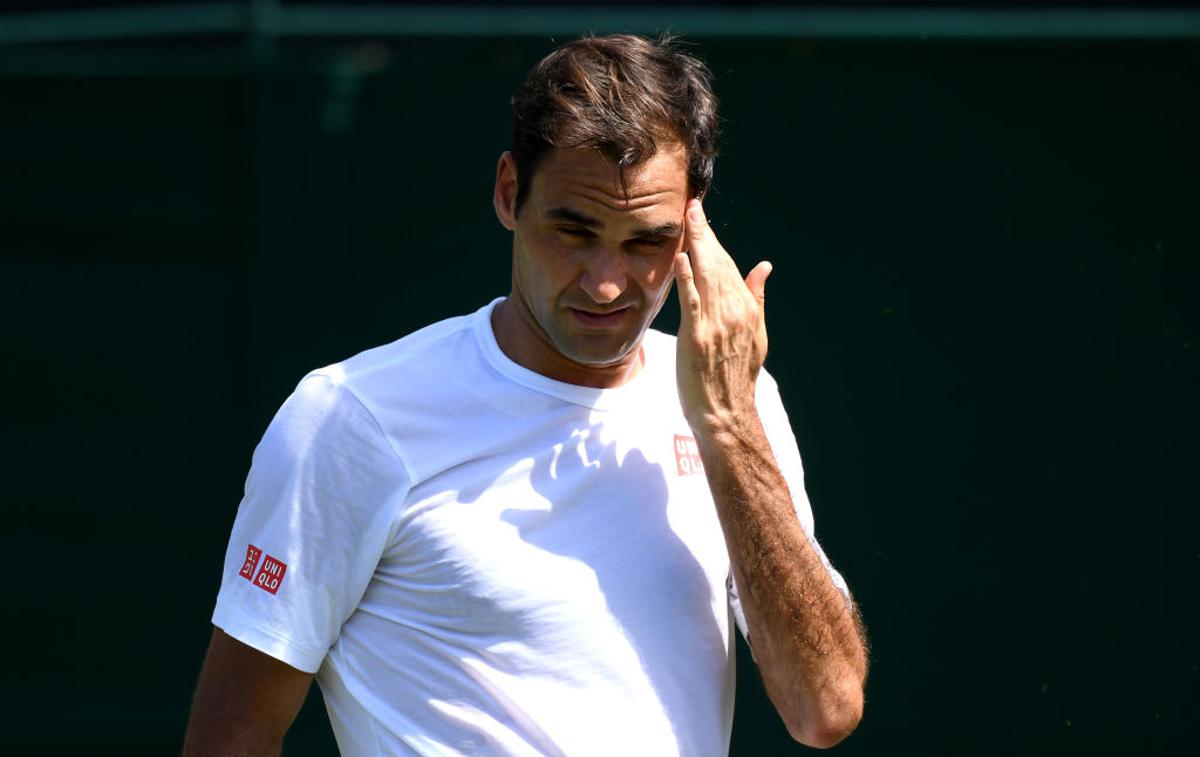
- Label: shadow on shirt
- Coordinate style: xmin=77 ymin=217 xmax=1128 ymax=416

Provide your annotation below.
xmin=447 ymin=421 xmax=728 ymax=751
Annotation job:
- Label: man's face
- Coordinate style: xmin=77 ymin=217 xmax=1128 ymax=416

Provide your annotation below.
xmin=493 ymin=145 xmax=689 ymax=386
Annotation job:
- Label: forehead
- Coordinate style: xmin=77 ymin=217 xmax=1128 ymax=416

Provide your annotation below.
xmin=529 ymin=145 xmax=689 ymax=221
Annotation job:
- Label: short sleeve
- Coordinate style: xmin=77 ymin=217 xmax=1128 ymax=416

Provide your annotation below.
xmin=728 ymin=369 xmax=851 ymax=639
xmin=212 ymin=372 xmax=411 ymax=673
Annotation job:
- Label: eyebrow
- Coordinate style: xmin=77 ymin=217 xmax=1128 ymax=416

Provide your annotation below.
xmin=546 ymin=206 xmax=683 ymax=238
xmin=632 ymin=222 xmax=683 ymax=239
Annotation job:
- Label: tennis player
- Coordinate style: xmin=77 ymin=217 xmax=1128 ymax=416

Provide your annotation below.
xmin=184 ymin=33 xmax=867 ymax=756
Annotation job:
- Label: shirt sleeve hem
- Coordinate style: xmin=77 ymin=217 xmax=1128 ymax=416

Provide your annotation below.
xmin=212 ymin=600 xmax=328 ymax=674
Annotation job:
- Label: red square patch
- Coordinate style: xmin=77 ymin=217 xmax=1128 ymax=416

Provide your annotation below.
xmin=252 ymin=554 xmax=287 ymax=595
xmin=238 ymin=544 xmax=263 ymax=580
xmin=674 ymin=434 xmax=704 ymax=476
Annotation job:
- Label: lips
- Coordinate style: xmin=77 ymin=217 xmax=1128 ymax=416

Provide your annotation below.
xmin=569 ymin=306 xmax=631 ymax=328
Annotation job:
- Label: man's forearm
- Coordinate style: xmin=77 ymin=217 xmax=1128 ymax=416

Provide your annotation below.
xmin=672 ymin=197 xmax=866 ymax=746
xmin=695 ymin=410 xmax=867 ymax=749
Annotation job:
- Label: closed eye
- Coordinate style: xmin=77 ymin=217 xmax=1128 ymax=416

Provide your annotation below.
xmin=630 ymin=236 xmax=673 ymax=249
xmin=557 ymin=226 xmax=595 ymax=239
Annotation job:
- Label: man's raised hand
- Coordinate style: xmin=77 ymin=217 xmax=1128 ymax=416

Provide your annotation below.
xmin=674 ymin=198 xmax=773 ymax=434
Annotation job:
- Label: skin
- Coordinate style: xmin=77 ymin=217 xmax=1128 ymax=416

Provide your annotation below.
xmin=184 ymin=142 xmax=867 ymax=754
xmin=496 ymin=144 xmax=867 ymax=746
xmin=182 ymin=629 xmax=312 ymax=756
xmin=675 ymin=200 xmax=868 ymax=747
xmin=491 ymin=146 xmax=688 ymax=388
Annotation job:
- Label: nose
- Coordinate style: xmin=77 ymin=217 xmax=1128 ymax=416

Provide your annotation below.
xmin=578 ymin=246 xmax=628 ymax=304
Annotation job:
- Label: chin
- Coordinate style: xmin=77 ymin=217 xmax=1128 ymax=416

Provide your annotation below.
xmin=563 ymin=348 xmax=634 ymax=368
xmin=539 ymin=307 xmax=655 ymax=369
xmin=555 ymin=337 xmax=640 ymax=369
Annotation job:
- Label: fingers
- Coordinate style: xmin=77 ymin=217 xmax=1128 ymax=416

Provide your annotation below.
xmin=674 ymin=252 xmax=702 ymax=322
xmin=685 ymin=198 xmax=743 ymax=275
xmin=682 ymin=196 xmax=771 ymax=313
xmin=745 ymin=260 xmax=773 ymax=304
xmin=684 ymin=198 xmax=709 ymax=249
xmin=684 ymin=198 xmax=723 ymax=301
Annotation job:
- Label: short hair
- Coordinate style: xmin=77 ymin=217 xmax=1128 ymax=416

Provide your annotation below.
xmin=510 ymin=33 xmax=720 ymax=214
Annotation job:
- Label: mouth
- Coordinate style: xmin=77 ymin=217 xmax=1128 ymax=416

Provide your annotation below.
xmin=568 ymin=306 xmax=632 ymax=329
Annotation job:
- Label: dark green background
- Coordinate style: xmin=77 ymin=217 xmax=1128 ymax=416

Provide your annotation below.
xmin=2 ymin=32 xmax=1197 ymax=755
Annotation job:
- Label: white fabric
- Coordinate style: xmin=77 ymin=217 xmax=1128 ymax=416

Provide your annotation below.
xmin=213 ymin=297 xmax=845 ymax=756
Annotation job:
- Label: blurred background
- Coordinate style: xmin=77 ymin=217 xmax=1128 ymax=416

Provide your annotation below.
xmin=2 ymin=0 xmax=1198 ymax=754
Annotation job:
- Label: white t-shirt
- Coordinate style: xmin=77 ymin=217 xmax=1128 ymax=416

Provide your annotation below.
xmin=213 ymin=298 xmax=846 ymax=756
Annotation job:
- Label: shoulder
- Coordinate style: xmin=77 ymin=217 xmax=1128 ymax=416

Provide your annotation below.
xmin=258 ymin=372 xmax=390 ymax=471
xmin=307 ymin=307 xmax=484 ymax=409
xmin=325 ymin=309 xmax=477 ymax=385
xmin=262 ymin=310 xmax=477 ymax=456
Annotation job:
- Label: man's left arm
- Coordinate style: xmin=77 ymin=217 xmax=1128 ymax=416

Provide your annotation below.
xmin=674 ymin=199 xmax=868 ymax=749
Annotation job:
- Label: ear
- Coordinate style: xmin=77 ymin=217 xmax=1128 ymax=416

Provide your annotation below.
xmin=494 ymin=151 xmax=519 ymax=231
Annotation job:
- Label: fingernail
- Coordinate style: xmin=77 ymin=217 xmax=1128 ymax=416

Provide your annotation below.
xmin=688 ymin=203 xmax=705 ymax=224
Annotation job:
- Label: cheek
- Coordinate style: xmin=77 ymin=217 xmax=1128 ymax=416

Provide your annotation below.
xmin=517 ymin=231 xmax=576 ymax=290
xmin=635 ymin=253 xmax=677 ymax=290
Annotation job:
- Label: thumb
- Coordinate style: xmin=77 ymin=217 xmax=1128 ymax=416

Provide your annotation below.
xmin=745 ymin=260 xmax=773 ymax=304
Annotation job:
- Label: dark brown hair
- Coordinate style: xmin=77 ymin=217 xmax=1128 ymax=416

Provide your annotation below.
xmin=510 ymin=34 xmax=719 ymax=214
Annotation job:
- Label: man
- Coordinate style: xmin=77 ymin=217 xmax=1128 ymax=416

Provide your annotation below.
xmin=184 ymin=34 xmax=867 ymax=756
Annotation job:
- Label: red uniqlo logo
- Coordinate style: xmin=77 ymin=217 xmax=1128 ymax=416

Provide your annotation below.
xmin=252 ymin=554 xmax=288 ymax=595
xmin=674 ymin=434 xmax=704 ymax=476
xmin=238 ymin=544 xmax=263 ymax=580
